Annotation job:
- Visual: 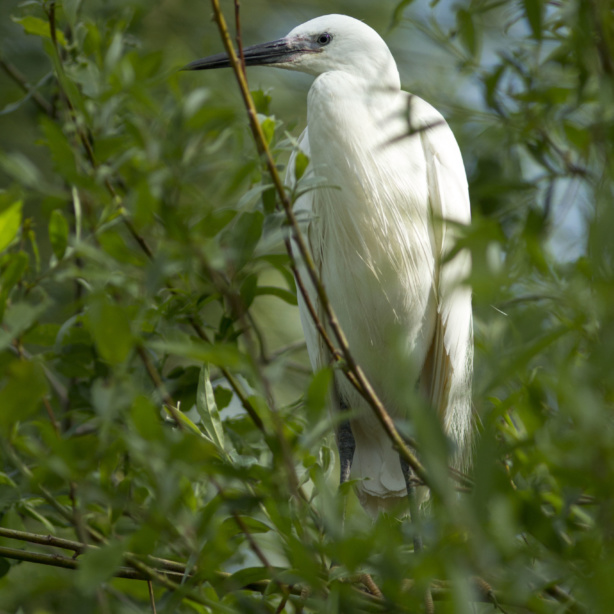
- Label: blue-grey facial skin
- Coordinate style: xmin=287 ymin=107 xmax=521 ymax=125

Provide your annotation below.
xmin=184 ymin=35 xmax=327 ymax=71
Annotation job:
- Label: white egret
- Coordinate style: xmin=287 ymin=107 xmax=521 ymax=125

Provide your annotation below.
xmin=186 ymin=14 xmax=473 ymax=525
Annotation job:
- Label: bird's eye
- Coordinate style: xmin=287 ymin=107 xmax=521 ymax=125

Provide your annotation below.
xmin=316 ymin=32 xmax=332 ymax=46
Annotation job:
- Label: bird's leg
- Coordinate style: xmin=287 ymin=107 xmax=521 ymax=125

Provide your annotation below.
xmin=335 ymin=400 xmax=355 ymax=535
xmin=337 ymin=402 xmax=356 ymax=489
xmin=400 ymin=456 xmax=423 ymax=553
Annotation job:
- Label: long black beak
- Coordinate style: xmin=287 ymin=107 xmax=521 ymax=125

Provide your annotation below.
xmin=184 ymin=38 xmax=303 ymax=71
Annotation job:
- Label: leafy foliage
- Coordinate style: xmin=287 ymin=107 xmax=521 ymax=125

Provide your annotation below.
xmin=0 ymin=0 xmax=612 ymax=612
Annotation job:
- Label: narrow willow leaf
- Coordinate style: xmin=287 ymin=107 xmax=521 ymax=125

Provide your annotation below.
xmin=148 ymin=339 xmax=246 ymax=369
xmin=0 ymin=361 xmax=48 ymax=434
xmin=0 ymin=200 xmax=22 ymax=253
xmin=252 ymin=89 xmax=272 ymax=115
xmin=12 ymin=16 xmax=68 ymax=47
xmin=86 ymin=299 xmax=133 ymax=364
xmin=254 ymin=285 xmax=297 ymax=305
xmin=72 ymin=187 xmax=82 ymax=243
xmin=76 ymin=541 xmax=124 ymax=593
xmin=261 ymin=117 xmax=275 ymax=145
xmin=522 ymin=0 xmax=543 ymax=41
xmin=164 ymin=406 xmax=205 ymax=437
xmin=48 ymin=209 xmax=69 ymax=260
xmin=294 ymin=151 xmax=310 ymax=181
xmin=196 ymin=364 xmax=225 ymax=450
xmin=456 ymin=9 xmax=478 ymax=56
xmin=390 ymin=0 xmax=416 ymax=29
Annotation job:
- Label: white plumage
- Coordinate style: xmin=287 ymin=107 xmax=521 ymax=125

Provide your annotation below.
xmin=285 ymin=16 xmax=473 ymax=515
xmin=187 ymin=14 xmax=473 ymax=516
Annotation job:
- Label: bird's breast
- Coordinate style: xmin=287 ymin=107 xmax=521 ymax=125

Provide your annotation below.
xmin=306 ymin=74 xmax=437 ymax=412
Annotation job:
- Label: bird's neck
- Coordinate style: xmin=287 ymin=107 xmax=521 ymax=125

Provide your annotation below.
xmin=307 ymin=71 xmax=401 ymax=153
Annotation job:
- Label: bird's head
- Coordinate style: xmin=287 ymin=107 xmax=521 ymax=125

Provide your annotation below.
xmin=185 ymin=14 xmax=399 ymax=88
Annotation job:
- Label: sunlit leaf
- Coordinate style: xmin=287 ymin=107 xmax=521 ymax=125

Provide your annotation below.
xmin=0 ymin=200 xmax=22 ymax=253
xmin=294 ymin=151 xmax=310 ymax=182
xmin=197 ymin=363 xmax=225 ymax=450
xmin=12 ymin=16 xmax=67 ymax=47
xmin=261 ymin=117 xmax=275 ymax=145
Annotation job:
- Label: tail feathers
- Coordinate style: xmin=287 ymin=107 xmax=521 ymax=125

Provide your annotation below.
xmin=350 ymin=419 xmax=428 ymax=517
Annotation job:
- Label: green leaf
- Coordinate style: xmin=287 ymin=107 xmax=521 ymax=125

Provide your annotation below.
xmin=252 ymin=89 xmax=272 ymax=115
xmin=104 ymin=32 xmax=124 ymax=73
xmin=1 ymin=252 xmax=28 ymax=293
xmin=196 ymin=364 xmax=225 ymax=450
xmin=165 ymin=406 xmax=205 ymax=436
xmin=23 ymin=323 xmax=61 ymax=347
xmin=390 ymin=0 xmax=416 ymax=30
xmin=456 ymin=9 xmax=478 ymax=56
xmin=12 ymin=16 xmax=67 ymax=48
xmin=0 ymin=152 xmax=41 ymax=187
xmin=63 ymin=0 xmax=83 ymax=26
xmin=240 ymin=274 xmax=258 ymax=310
xmin=48 ymin=209 xmax=69 ymax=260
xmin=76 ymin=541 xmax=124 ymax=593
xmin=0 ymin=200 xmax=22 ymax=253
xmin=130 ymin=395 xmax=164 ymax=441
xmin=262 ymin=187 xmax=276 ymax=215
xmin=254 ymin=285 xmax=297 ymax=306
xmin=39 ymin=117 xmax=78 ymax=183
xmin=86 ymin=299 xmax=134 ymax=364
xmin=0 ymin=360 xmax=48 ymax=434
xmin=523 ymin=0 xmax=543 ymax=41
xmin=220 ymin=515 xmax=271 ymax=537
xmin=200 ymin=209 xmax=236 ymax=238
xmin=223 ymin=211 xmax=263 ymax=268
xmin=294 ymin=151 xmax=310 ymax=182
xmin=306 ymin=368 xmax=333 ymax=415
xmin=214 ymin=386 xmax=233 ymax=410
xmin=0 ymin=558 xmax=10 ymax=580
xmin=225 ymin=566 xmax=271 ymax=591
xmin=148 ymin=339 xmax=246 ymax=369
xmin=0 ymin=299 xmax=50 ymax=351
xmin=261 ymin=118 xmax=275 ymax=145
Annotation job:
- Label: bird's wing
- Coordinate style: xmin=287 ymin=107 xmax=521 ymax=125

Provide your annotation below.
xmin=286 ymin=128 xmax=325 ymax=373
xmin=412 ymin=96 xmax=473 ymax=463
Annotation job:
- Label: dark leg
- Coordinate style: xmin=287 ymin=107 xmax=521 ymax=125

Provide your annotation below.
xmin=336 ymin=399 xmax=355 ymax=529
xmin=338 ymin=416 xmax=356 ymax=487
xmin=400 ymin=456 xmax=423 ymax=553
xmin=330 ymin=401 xmax=355 ymax=569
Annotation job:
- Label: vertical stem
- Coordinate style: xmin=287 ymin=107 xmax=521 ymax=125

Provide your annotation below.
xmin=234 ymin=0 xmax=247 ymax=77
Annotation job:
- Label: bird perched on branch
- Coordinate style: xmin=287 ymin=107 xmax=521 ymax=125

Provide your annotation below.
xmin=186 ymin=14 xmax=472 ymax=523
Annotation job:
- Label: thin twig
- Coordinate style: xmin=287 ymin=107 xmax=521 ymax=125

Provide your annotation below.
xmin=234 ymin=0 xmax=246 ymax=76
xmin=187 ymin=316 xmax=265 ymax=431
xmin=136 ymin=346 xmax=185 ymax=431
xmin=42 ymin=397 xmax=61 ymax=436
xmin=147 ymin=581 xmax=157 ymax=614
xmin=0 ymin=546 xmax=179 ymax=580
xmin=0 ymin=57 xmax=54 ymax=116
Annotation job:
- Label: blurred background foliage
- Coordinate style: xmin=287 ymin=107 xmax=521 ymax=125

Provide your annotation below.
xmin=0 ymin=0 xmax=612 ymax=612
